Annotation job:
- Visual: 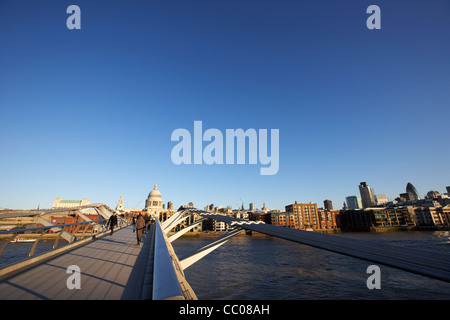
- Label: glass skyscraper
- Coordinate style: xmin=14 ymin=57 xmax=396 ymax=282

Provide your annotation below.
xmin=406 ymin=182 xmax=421 ymax=201
xmin=359 ymin=182 xmax=376 ymax=208
xmin=345 ymin=196 xmax=362 ymax=210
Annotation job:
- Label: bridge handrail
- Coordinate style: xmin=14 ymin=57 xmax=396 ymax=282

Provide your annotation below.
xmin=0 ymin=217 xmax=131 ymax=234
xmin=152 ymin=218 xmax=185 ymax=300
xmin=0 ymin=217 xmax=132 ymax=264
xmin=0 ymin=219 xmax=107 ymax=235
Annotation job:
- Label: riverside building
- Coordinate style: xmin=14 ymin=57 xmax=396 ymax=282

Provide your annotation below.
xmin=282 ymin=202 xmax=319 ymax=231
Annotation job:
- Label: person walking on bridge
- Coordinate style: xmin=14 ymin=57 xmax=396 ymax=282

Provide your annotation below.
xmin=133 ymin=214 xmax=146 ymax=246
xmin=107 ymin=211 xmax=118 ymax=235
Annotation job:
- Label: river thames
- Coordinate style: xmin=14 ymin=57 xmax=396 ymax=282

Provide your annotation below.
xmin=172 ymin=231 xmax=450 ymax=300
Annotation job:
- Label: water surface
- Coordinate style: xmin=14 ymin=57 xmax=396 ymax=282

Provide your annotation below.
xmin=172 ymin=231 xmax=450 ymax=300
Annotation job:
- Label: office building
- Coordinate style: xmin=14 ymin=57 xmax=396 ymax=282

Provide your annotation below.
xmin=410 ymin=205 xmax=450 ymax=227
xmin=406 ymin=183 xmax=421 ymax=201
xmin=271 ymin=211 xmax=294 ymax=228
xmin=336 ymin=207 xmax=416 ymax=231
xmin=323 ymin=199 xmax=333 ymax=210
xmin=318 ymin=209 xmax=339 ymax=231
xmin=400 ymin=192 xmax=415 ymax=201
xmin=359 ymin=182 xmax=376 ymax=208
xmin=375 ymin=194 xmax=388 ymax=205
xmin=345 ymin=196 xmax=362 ymax=210
xmin=285 ymin=202 xmax=319 ymax=230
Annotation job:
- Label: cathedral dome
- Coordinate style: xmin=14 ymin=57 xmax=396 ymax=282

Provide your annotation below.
xmin=145 ymin=182 xmax=163 ymax=211
xmin=148 ymin=183 xmax=162 ymax=199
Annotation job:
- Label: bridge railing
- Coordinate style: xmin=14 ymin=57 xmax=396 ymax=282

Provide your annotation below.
xmin=152 ymin=218 xmax=185 ymax=300
xmin=0 ymin=217 xmax=131 ymax=270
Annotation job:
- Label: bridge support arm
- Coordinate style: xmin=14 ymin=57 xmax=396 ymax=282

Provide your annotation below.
xmin=179 ymin=227 xmax=244 ymax=270
xmin=35 ymin=217 xmax=74 ymax=242
xmin=162 ymin=210 xmax=191 ymax=233
xmin=95 ymin=206 xmax=112 ymax=219
xmin=168 ymin=218 xmax=206 ymax=243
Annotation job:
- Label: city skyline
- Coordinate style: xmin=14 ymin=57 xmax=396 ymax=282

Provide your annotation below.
xmin=1 ymin=1 xmax=449 ymax=211
xmin=2 ymin=179 xmax=447 ymax=213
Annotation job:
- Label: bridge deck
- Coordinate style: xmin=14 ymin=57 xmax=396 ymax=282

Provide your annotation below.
xmin=0 ymin=225 xmax=153 ymax=300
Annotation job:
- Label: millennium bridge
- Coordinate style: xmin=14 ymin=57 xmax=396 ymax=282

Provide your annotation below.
xmin=0 ymin=204 xmax=449 ymax=300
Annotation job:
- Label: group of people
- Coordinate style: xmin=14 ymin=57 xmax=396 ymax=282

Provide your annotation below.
xmin=132 ymin=213 xmax=153 ymax=246
xmin=106 ymin=212 xmax=154 ymax=246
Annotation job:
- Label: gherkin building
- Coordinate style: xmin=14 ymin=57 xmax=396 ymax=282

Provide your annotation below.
xmin=406 ymin=182 xmax=421 ymax=201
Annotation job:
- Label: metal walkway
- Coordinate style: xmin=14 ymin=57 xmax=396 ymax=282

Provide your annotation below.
xmin=0 ymin=225 xmax=152 ymax=300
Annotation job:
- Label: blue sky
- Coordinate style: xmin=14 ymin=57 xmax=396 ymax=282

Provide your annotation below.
xmin=1 ymin=0 xmax=449 ymax=210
